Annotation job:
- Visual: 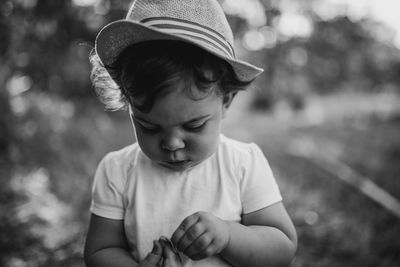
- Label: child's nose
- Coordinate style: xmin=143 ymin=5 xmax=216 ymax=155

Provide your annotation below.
xmin=160 ymin=133 xmax=185 ymax=152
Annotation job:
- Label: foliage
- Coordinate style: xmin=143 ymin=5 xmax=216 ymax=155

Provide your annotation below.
xmin=0 ymin=0 xmax=126 ymax=265
xmin=229 ymin=6 xmax=400 ymax=111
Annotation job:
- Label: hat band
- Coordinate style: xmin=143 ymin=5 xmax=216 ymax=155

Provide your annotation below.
xmin=141 ymin=17 xmax=235 ymax=59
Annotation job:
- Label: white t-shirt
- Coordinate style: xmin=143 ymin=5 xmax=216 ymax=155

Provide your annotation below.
xmin=90 ymin=134 xmax=282 ymax=266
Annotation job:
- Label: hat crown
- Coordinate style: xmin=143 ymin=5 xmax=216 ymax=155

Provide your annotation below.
xmin=127 ymin=0 xmax=234 ymax=44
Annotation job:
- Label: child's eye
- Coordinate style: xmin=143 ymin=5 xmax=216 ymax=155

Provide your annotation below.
xmin=142 ymin=125 xmax=159 ymax=131
xmin=131 ymin=116 xmax=159 ymax=133
xmin=138 ymin=122 xmax=159 ymax=133
xmin=184 ymin=121 xmax=206 ymax=131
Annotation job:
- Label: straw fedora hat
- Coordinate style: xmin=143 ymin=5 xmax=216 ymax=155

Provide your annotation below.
xmin=95 ymin=0 xmax=264 ymax=82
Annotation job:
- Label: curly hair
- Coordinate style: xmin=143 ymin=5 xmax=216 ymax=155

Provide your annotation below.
xmin=90 ymin=40 xmax=254 ymax=113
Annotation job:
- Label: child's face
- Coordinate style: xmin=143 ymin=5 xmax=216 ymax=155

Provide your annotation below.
xmin=130 ymin=83 xmax=230 ymax=171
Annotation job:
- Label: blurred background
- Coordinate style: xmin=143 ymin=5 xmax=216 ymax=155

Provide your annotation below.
xmin=1 ymin=0 xmax=400 ymax=266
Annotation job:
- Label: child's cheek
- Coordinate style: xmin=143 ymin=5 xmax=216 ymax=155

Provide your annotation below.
xmin=188 ymin=131 xmax=219 ymax=157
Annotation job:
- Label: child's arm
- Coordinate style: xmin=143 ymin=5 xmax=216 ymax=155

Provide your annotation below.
xmin=84 ymin=214 xmax=163 ymax=267
xmin=221 ymin=201 xmax=297 ymax=267
xmin=171 ymin=201 xmax=297 ymax=267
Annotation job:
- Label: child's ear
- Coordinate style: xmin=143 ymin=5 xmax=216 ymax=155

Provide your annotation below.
xmin=222 ymin=91 xmax=237 ymax=117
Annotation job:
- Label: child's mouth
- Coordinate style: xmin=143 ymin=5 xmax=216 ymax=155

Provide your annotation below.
xmin=162 ymin=160 xmax=192 ymax=169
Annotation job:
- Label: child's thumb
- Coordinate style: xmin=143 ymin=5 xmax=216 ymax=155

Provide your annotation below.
xmin=143 ymin=240 xmax=162 ymax=265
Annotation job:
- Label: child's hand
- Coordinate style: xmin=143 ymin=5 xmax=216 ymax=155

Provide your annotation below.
xmin=159 ymin=237 xmax=183 ymax=267
xmin=171 ymin=212 xmax=230 ymax=261
xmin=139 ymin=240 xmax=163 ymax=267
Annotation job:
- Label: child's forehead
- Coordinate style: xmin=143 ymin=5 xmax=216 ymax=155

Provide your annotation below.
xmin=161 ymin=79 xmax=210 ymax=98
xmin=149 ymin=87 xmax=219 ymax=111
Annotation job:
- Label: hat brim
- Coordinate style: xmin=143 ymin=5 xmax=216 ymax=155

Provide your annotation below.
xmin=95 ymin=20 xmax=263 ymax=82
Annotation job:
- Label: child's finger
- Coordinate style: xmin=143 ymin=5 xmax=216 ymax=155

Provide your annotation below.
xmin=182 ymin=233 xmax=210 ymax=258
xmin=174 ymin=222 xmax=206 ymax=254
xmin=153 ymin=240 xmax=163 ymax=255
xmin=189 ymin=242 xmax=215 ymax=261
xmin=143 ymin=240 xmax=163 ymax=265
xmin=171 ymin=213 xmax=200 ymax=249
xmin=159 ymin=238 xmax=172 ymax=256
xmin=159 ymin=236 xmax=178 ymax=253
xmin=159 ymin=238 xmax=183 ymax=267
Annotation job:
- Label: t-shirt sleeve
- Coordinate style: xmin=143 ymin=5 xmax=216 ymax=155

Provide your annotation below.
xmin=239 ymin=143 xmax=282 ymax=214
xmin=90 ymin=153 xmax=125 ymax=220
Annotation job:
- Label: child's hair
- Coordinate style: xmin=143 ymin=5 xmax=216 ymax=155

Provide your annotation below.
xmin=90 ymin=40 xmax=254 ymax=112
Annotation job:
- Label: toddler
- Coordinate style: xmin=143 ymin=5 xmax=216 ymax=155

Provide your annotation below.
xmin=84 ymin=0 xmax=297 ymax=266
